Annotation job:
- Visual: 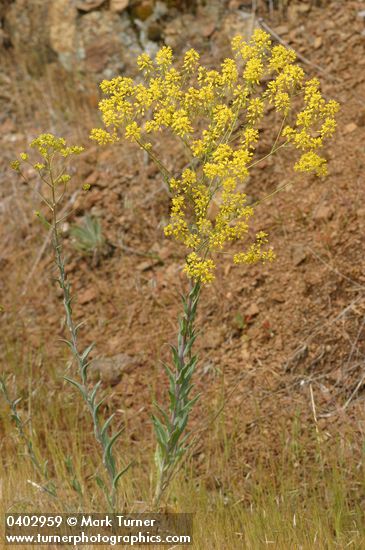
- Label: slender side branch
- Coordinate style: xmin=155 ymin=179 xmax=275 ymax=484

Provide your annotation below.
xmin=48 ymin=162 xmax=129 ymax=511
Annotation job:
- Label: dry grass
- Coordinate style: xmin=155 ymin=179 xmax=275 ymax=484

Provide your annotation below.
xmin=1 ymin=339 xmax=365 ymax=548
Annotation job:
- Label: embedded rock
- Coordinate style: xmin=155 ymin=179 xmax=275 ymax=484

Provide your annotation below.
xmin=79 ymin=11 xmax=141 ymax=75
xmin=75 ymin=0 xmax=107 ymax=12
xmin=292 ymin=245 xmax=307 ymax=267
xmin=4 ymin=0 xmax=54 ymax=71
xmin=48 ymin=0 xmax=78 ymax=71
xmin=2 ymin=0 xmax=253 ymax=78
xmin=3 ymin=0 xmax=140 ymax=76
xmin=130 ymin=0 xmax=155 ymax=21
xmin=89 ymin=353 xmax=137 ymax=386
xmin=313 ymin=205 xmax=334 ymax=222
xmin=110 ymin=0 xmax=129 ymax=13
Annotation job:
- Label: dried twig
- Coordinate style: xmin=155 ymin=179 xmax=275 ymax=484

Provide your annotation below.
xmin=342 ymin=371 xmax=365 ymax=411
xmin=309 ymin=384 xmax=319 ymax=433
xmin=344 ymin=315 xmax=365 ymax=375
xmin=284 ymin=297 xmax=363 ymax=370
xmin=307 ymin=246 xmax=365 ymax=291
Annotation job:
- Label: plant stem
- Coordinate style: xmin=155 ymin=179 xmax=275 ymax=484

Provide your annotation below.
xmin=154 ymin=279 xmax=201 ymax=507
xmin=48 ymin=161 xmax=122 ymax=510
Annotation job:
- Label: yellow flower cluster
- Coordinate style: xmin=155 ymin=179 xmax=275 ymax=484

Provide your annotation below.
xmin=91 ymin=30 xmax=338 ymax=283
xmin=281 ymin=78 xmax=339 ymax=176
xmin=183 ymin=49 xmax=200 ymax=73
xmin=30 ymin=133 xmax=84 ymax=158
xmin=11 ymin=134 xmax=84 ymax=186
xmin=184 ymin=253 xmax=215 ymax=284
xmin=233 ymin=232 xmax=276 ymax=264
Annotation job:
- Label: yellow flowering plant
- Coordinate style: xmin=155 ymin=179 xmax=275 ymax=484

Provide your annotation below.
xmin=91 ymin=29 xmax=339 ymax=284
xmin=92 ymin=29 xmax=338 ymax=506
xmin=10 ymin=134 xmax=131 ymax=510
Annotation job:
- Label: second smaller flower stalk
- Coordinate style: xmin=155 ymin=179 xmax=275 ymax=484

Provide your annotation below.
xmin=153 ymin=280 xmax=201 ymax=507
xmin=12 ymin=134 xmax=130 ymax=511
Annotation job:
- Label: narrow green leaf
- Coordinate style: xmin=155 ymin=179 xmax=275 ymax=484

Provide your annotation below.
xmin=72 ymin=478 xmax=83 ymax=495
xmin=74 ymin=320 xmax=86 ymax=332
xmin=181 ymin=393 xmax=200 ymax=414
xmin=168 ymin=389 xmax=177 ymax=410
xmin=104 ymin=428 xmax=124 ymax=466
xmin=100 ymin=413 xmax=115 ymax=440
xmin=59 ymin=338 xmax=74 ymax=351
xmin=89 ymin=380 xmax=102 ymax=405
xmin=153 ymin=401 xmax=171 ymax=428
xmin=112 ymin=461 xmax=133 ymax=489
xmin=94 ymin=396 xmax=106 ymax=415
xmin=154 ymin=445 xmax=164 ymax=472
xmin=35 ymin=211 xmax=52 ymax=229
xmin=81 ymin=343 xmax=95 ymax=361
xmin=152 ymin=415 xmax=168 ymax=448
xmin=170 ymin=427 xmax=183 ymax=450
xmin=170 ymin=345 xmax=180 ymax=368
xmin=161 ymin=361 xmax=174 ymax=380
xmin=64 ymin=376 xmax=87 ymax=398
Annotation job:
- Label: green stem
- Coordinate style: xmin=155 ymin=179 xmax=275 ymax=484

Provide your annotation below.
xmin=154 ymin=279 xmax=201 ymax=507
xmin=48 ymin=159 xmax=121 ymax=510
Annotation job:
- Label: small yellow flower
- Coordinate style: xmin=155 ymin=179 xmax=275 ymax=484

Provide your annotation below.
xmin=322 ymin=100 xmax=340 ymax=117
xmin=184 ymin=252 xmax=215 ymax=284
xmin=171 ymin=109 xmax=193 ymax=136
xmin=29 ymin=134 xmax=84 ymax=159
xmin=90 ymin=128 xmax=116 ymax=145
xmin=294 ymin=151 xmax=328 ymax=177
xmin=231 ymin=35 xmax=244 ymax=53
xmin=156 ymin=46 xmax=173 ymax=69
xmin=247 ymin=98 xmax=264 ymax=123
xmin=243 ymin=127 xmax=259 ymax=149
xmin=320 ymin=117 xmax=337 ymax=138
xmin=244 ymin=57 xmax=264 ymax=84
xmin=251 ymin=29 xmax=272 ymax=52
xmin=137 ymin=52 xmax=154 ymax=73
xmin=183 ymin=49 xmax=200 ymax=72
xmin=234 ymin=232 xmax=275 ymax=264
xmin=59 ymin=174 xmax=71 ymax=184
xmin=221 ymin=58 xmax=238 ymax=86
xmin=269 ymin=45 xmax=296 ymax=72
xmin=125 ymin=122 xmax=141 ymax=141
xmin=212 ymin=104 xmax=234 ymax=130
xmin=10 ymin=160 xmax=21 ymax=171
xmin=274 ymin=91 xmax=290 ymax=114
